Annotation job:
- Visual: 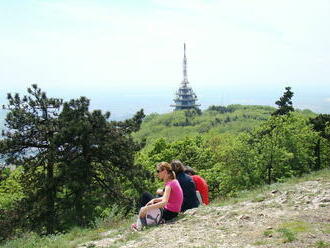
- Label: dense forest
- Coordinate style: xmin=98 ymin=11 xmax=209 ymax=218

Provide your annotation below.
xmin=0 ymin=85 xmax=330 ymax=242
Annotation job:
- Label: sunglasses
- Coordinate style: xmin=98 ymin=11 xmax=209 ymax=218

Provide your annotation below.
xmin=156 ymin=169 xmax=163 ymax=173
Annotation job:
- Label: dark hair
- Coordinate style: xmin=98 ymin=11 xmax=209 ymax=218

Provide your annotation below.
xmin=170 ymin=160 xmax=185 ymax=174
xmin=184 ymin=166 xmax=196 ymax=175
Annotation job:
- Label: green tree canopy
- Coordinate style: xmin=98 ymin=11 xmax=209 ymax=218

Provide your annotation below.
xmin=272 ymin=86 xmax=294 ymax=116
xmin=0 ymin=85 xmax=148 ymax=235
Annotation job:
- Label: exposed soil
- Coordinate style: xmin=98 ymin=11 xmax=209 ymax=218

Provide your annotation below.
xmin=79 ymin=177 xmax=330 ymax=248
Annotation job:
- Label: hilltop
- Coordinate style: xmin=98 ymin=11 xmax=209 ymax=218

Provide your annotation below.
xmin=0 ymin=105 xmax=317 ymax=144
xmin=75 ymin=169 xmax=330 ymax=248
xmin=133 ymin=105 xmax=316 ymax=146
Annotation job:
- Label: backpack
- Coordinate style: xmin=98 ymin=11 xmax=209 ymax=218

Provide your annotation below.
xmin=139 ymin=208 xmax=163 ymax=227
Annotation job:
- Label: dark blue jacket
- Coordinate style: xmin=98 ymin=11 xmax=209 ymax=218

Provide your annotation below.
xmin=176 ymin=172 xmax=200 ymax=212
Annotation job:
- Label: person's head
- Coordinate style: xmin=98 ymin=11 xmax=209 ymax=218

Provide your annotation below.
xmin=170 ymin=160 xmax=185 ymax=174
xmin=184 ymin=166 xmax=196 ymax=176
xmin=156 ymin=162 xmax=176 ymax=180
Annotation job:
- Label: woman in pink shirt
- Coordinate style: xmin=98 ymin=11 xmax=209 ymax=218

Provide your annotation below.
xmin=132 ymin=162 xmax=183 ymax=230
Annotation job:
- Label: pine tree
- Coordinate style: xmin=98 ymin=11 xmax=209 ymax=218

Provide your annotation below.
xmin=272 ymin=86 xmax=294 ymax=116
xmin=0 ymin=84 xmax=63 ymax=234
xmin=55 ymin=97 xmax=147 ymax=226
xmin=0 ymin=85 xmax=148 ymax=234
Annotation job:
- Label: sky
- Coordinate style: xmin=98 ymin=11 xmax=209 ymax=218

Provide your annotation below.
xmin=0 ymin=0 xmax=329 ymax=120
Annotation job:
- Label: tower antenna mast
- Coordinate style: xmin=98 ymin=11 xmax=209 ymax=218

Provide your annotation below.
xmin=183 ymin=43 xmax=188 ymax=85
xmin=171 ymin=43 xmax=200 ymax=111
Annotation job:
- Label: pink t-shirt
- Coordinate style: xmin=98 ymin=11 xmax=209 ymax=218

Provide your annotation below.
xmin=164 ymin=179 xmax=183 ymax=213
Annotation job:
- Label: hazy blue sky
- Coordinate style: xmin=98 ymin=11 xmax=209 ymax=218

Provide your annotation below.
xmin=0 ymin=0 xmax=329 ymax=119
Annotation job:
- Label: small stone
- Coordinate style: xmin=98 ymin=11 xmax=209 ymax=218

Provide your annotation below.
xmin=239 ymin=215 xmax=250 ymax=220
xmin=218 ymin=216 xmax=226 ymax=221
xmin=186 ymin=209 xmax=198 ymax=215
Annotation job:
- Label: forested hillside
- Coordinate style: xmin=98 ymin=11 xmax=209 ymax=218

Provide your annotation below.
xmin=133 ymin=104 xmax=316 ymax=147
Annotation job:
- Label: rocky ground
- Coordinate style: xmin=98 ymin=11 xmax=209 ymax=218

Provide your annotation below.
xmin=79 ymin=175 xmax=330 ymax=248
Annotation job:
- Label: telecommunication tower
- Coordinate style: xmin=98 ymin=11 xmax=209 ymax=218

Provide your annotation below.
xmin=171 ymin=43 xmax=200 ymax=110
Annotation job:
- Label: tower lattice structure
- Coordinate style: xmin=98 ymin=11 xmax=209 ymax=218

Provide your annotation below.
xmin=171 ymin=43 xmax=200 ymax=111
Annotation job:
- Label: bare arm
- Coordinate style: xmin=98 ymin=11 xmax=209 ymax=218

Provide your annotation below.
xmin=146 ymin=197 xmax=162 ymax=205
xmin=139 ymin=185 xmax=171 ymax=218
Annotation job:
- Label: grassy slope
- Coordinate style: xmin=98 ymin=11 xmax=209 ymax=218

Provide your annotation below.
xmin=2 ymin=168 xmax=329 ymax=248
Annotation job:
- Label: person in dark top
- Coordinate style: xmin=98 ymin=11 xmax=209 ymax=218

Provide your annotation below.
xmin=170 ymin=160 xmax=200 ymax=212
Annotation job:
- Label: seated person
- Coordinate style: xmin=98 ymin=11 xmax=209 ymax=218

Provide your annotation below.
xmin=170 ymin=160 xmax=200 ymax=212
xmin=184 ymin=166 xmax=209 ymax=205
xmin=132 ymin=162 xmax=183 ymax=230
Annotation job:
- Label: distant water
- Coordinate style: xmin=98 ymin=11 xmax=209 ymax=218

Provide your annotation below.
xmin=1 ymin=85 xmax=329 ymax=126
